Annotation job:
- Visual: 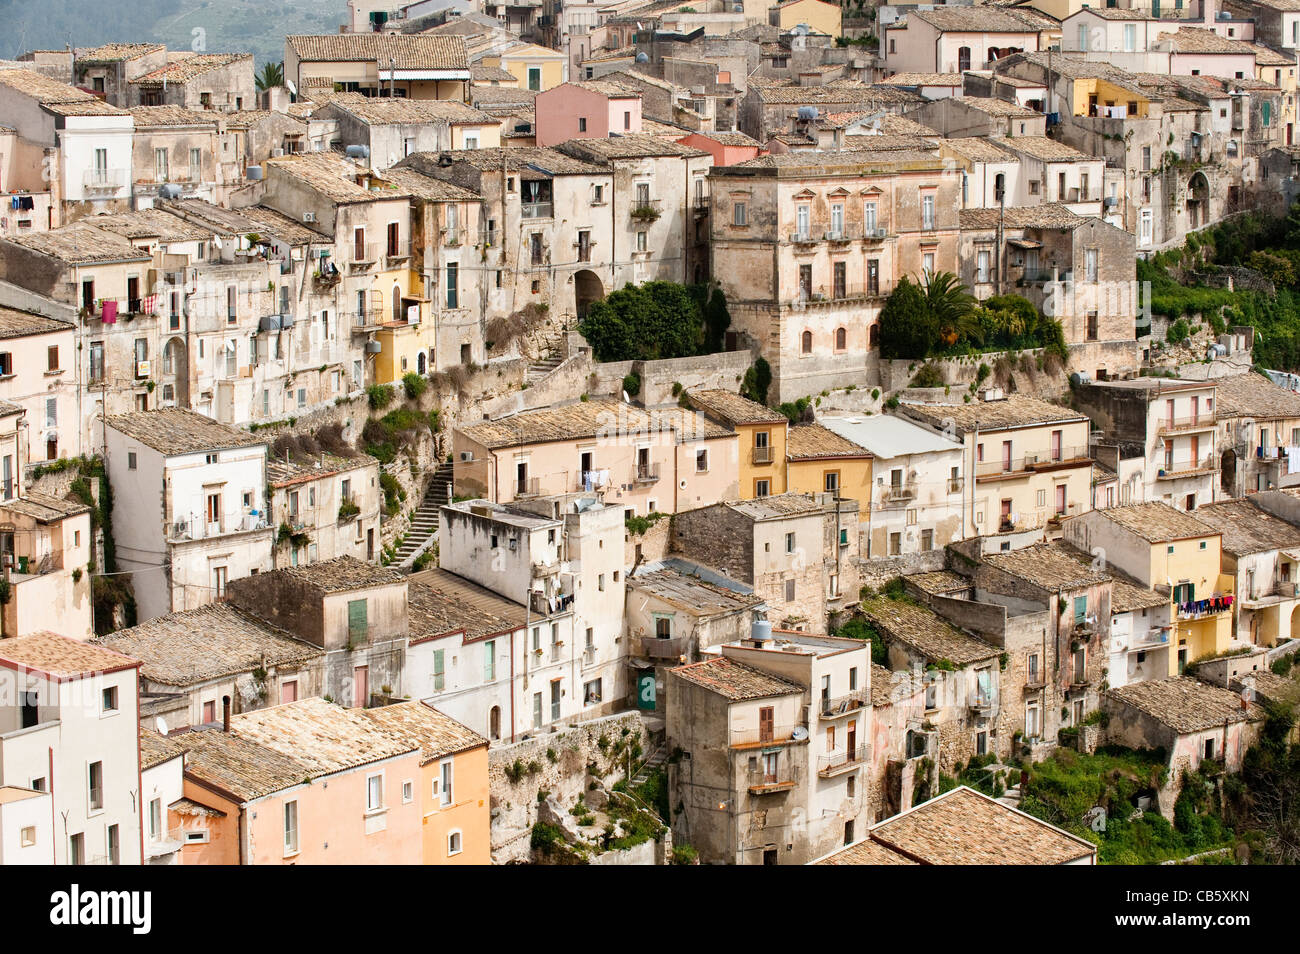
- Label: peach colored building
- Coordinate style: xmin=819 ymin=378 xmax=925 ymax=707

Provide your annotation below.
xmin=677 ymin=131 xmax=764 ymax=168
xmin=0 ymin=492 xmax=94 ymax=640
xmin=452 ymin=399 xmax=740 ymax=517
xmin=360 ymin=700 xmax=490 ymax=864
xmin=177 ymin=696 xmax=422 ymax=865
xmin=535 ymin=80 xmax=642 ymax=147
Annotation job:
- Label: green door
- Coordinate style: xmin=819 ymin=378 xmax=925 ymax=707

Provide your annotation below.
xmin=347 ymin=598 xmax=368 ymax=643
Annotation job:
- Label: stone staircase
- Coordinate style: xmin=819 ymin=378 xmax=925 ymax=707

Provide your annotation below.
xmin=394 ymin=461 xmax=453 ymax=568
xmin=630 ymin=741 xmax=668 ymax=788
xmin=526 ymin=351 xmax=564 ymax=384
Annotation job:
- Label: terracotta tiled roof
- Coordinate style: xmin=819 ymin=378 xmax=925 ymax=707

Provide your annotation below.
xmin=862 ymin=598 xmax=999 ymax=666
xmin=286 ymin=34 xmax=470 ymax=71
xmin=941 ymin=137 xmax=1015 ymax=163
xmin=128 ymin=105 xmax=219 ymax=127
xmin=786 ymin=423 xmax=869 ymax=460
xmin=813 ymin=837 xmax=919 ymax=865
xmin=324 ymin=92 xmax=498 ymax=126
xmin=139 ymin=726 xmax=186 ymax=770
xmin=905 ymin=570 xmax=970 ymax=596
xmin=75 ymin=43 xmax=165 ymax=63
xmin=1106 ymin=677 xmax=1256 ymax=733
xmin=1158 ymin=26 xmax=1257 ymax=55
xmin=878 ymin=72 xmax=964 ymax=87
xmin=407 ymin=567 xmax=528 ymax=642
xmin=901 ymin=393 xmax=1088 ymax=433
xmin=1250 ymin=43 xmax=1295 ymax=66
xmin=180 ymin=727 xmax=315 ymax=801
xmin=981 ymin=543 xmax=1111 ymax=591
xmin=688 ymin=388 xmax=785 ymax=425
xmin=629 ymin=564 xmax=762 ymax=616
xmin=166 ymin=199 xmax=324 ymax=246
xmin=1184 ymin=499 xmax=1300 ymax=557
xmin=0 ymin=305 xmax=73 ymax=339
xmin=264 ymin=152 xmax=411 ymax=205
xmin=866 ymin=786 xmax=1097 ymax=864
xmin=669 ymin=656 xmax=802 ymax=701
xmin=229 ymin=697 xmax=418 ymax=775
xmin=1002 ymin=136 xmax=1097 ymax=162
xmin=1 ymin=221 xmax=154 ymax=265
xmin=103 ymin=408 xmax=265 ymax=455
xmin=753 ymin=83 xmax=923 ymax=107
xmin=266 ymin=452 xmax=375 ymax=488
xmin=94 ymin=603 xmax=322 ymax=687
xmin=398 ymin=146 xmax=601 ymax=176
xmin=693 ymin=130 xmax=761 ymax=146
xmin=958 ymin=95 xmax=1041 ymax=117
xmin=358 ymin=701 xmax=487 ymax=763
xmin=271 ymin=556 xmax=404 ymax=593
xmin=0 ymin=630 xmax=140 ymax=680
xmin=90 ymin=208 xmax=216 ymax=243
xmin=724 ymin=493 xmax=831 ymax=520
xmin=556 ymin=135 xmax=708 ymax=160
xmin=130 ymin=53 xmax=252 ymax=86
xmin=1050 ymin=541 xmax=1167 ymax=613
xmin=381 ymin=166 xmax=482 ymax=202
xmin=1210 ymin=372 xmax=1300 ymax=420
xmin=0 ymin=491 xmax=91 ymax=523
xmin=470 ymin=64 xmax=517 ymax=83
xmin=1085 ymin=501 xmax=1218 ymax=543
xmin=458 ymin=399 xmax=731 ymax=449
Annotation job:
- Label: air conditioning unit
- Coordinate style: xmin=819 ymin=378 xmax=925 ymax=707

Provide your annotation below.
xmin=459 ymin=451 xmax=473 ymax=462
xmin=874 ymin=227 xmax=887 ymax=238
xmin=303 ymin=211 xmax=316 ymax=223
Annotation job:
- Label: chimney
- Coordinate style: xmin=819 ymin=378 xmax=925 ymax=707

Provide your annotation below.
xmin=222 ymin=695 xmax=231 ymax=732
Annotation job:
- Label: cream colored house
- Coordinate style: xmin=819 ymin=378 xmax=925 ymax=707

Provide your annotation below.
xmin=901 ymin=393 xmax=1093 ymax=537
xmin=479 ymin=42 xmax=568 ymax=92
xmin=452 ymin=399 xmax=740 ymax=516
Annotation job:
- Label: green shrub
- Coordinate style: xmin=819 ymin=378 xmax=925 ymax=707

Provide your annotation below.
xmin=622 ymin=371 xmax=641 ymax=397
xmin=402 ymin=372 xmax=427 ymax=401
xmin=367 ymin=384 xmax=395 ymax=410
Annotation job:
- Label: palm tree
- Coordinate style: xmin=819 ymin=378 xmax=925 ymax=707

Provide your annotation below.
xmin=923 ymin=271 xmax=979 ymax=347
xmin=256 ymin=61 xmax=285 ymax=93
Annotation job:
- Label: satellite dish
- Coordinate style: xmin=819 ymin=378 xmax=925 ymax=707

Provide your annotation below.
xmin=622 ymin=390 xmax=631 ymax=403
xmin=791 ymin=726 xmax=809 ymax=741
xmin=287 ymin=80 xmax=298 ymax=96
xmin=155 ymin=716 xmax=168 ymax=735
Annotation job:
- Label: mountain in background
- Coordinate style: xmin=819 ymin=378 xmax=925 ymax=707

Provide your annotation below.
xmin=3 ymin=0 xmax=348 ymax=72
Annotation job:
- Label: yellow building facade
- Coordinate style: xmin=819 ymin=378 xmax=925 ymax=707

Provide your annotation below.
xmin=688 ymin=389 xmax=789 ymax=499
xmin=481 ymin=43 xmax=568 ymax=92
xmin=785 ymin=422 xmax=872 ymax=515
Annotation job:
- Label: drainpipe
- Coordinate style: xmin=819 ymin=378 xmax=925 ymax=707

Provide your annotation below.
xmin=970 ymin=422 xmax=979 ymax=539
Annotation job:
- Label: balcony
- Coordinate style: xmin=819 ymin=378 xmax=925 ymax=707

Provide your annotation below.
xmin=863 ymin=226 xmax=890 ymax=242
xmin=824 ymin=225 xmax=860 ymax=243
xmin=789 ymin=230 xmax=817 ymax=245
xmin=1158 ymin=414 xmax=1216 ymax=436
xmin=83 ymin=168 xmax=126 ymax=192
xmin=633 ymin=462 xmax=660 ymax=484
xmin=1128 ymin=629 xmax=1171 ymax=650
xmin=751 ymin=445 xmax=774 ymax=465
xmin=521 ymin=201 xmax=553 ymax=220
xmin=1024 ymin=671 xmax=1045 ymax=690
xmin=349 ymin=243 xmax=380 ymax=268
xmin=820 ymin=688 xmax=869 ymax=718
xmin=790 ymin=282 xmax=893 ymax=307
xmin=384 ymin=239 xmax=412 ymax=264
xmin=1175 ymin=594 xmax=1233 ymax=621
xmin=730 ymin=723 xmax=809 ymax=750
xmin=515 ymin=477 xmax=540 ymax=498
xmin=970 ymin=694 xmax=996 ymax=716
xmin=817 ymin=744 xmax=871 ymax=778
xmin=1156 ymin=454 xmax=1217 ymax=480
xmin=636 ymin=634 xmax=689 ymax=661
xmin=881 ymin=485 xmax=916 ymax=506
xmin=1241 ymin=582 xmax=1300 ymax=608
xmin=583 ymin=647 xmax=598 ymax=667
xmin=976 ymin=447 xmax=1090 ymax=479
xmin=948 ymin=477 xmax=964 ymax=494
xmin=352 ymin=310 xmax=385 ymax=332
xmin=746 ymin=764 xmax=800 ymax=795
xmin=630 ymin=199 xmax=662 ymax=222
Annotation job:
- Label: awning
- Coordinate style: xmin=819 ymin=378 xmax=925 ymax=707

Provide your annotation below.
xmin=1008 ymin=238 xmax=1043 ymax=249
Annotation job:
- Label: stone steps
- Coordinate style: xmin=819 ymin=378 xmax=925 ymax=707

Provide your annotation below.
xmin=394 ymin=462 xmax=454 ymax=567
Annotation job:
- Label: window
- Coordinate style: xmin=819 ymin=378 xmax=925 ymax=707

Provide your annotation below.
xmin=366 ymin=774 xmax=384 ymax=813
xmin=801 ymin=330 xmax=813 ymax=354
xmin=585 ymin=678 xmax=602 ymax=704
xmin=785 ymin=531 xmax=796 ymax=554
xmin=440 ymin=759 xmax=454 ymax=807
xmin=446 ymin=262 xmax=458 ymax=309
xmin=448 ymin=830 xmax=463 ymax=856
xmin=755 ymin=479 xmax=770 ymax=497
xmin=102 ymin=686 xmax=118 ymax=714
xmin=923 ymin=252 xmax=935 ymax=277
xmin=921 ymin=194 xmax=935 ymax=230
xmin=484 ymin=640 xmax=496 ymax=682
xmin=284 ymin=800 xmax=299 ymax=854
xmin=20 ymin=826 xmax=35 ymax=848
xmin=636 ymin=231 xmax=647 ymax=252
xmin=784 ymin=579 xmax=795 ymax=601
xmin=88 ymin=761 xmax=103 ymax=812
xmin=732 ymin=200 xmax=747 ymax=226
xmin=696 ymin=448 xmax=709 ymax=472
xmin=825 ymin=471 xmax=839 ymax=492
xmin=976 ymin=249 xmax=990 ymax=283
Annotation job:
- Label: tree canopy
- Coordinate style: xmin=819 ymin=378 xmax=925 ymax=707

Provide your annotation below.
xmin=578 ymin=281 xmax=729 ymax=362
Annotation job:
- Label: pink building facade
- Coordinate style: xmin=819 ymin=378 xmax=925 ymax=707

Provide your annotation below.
xmin=535 ymin=81 xmax=642 ymax=147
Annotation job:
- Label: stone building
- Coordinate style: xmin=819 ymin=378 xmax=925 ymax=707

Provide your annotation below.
xmin=284 ymin=33 xmax=472 ymax=102
xmin=900 ymin=393 xmax=1094 ymax=537
xmin=1211 ymin=371 xmax=1300 ymax=497
xmin=267 ymin=451 xmax=383 ymax=568
xmin=317 ymin=94 xmax=503 ymax=172
xmin=0 ymin=299 xmax=79 ymax=463
xmin=73 ymin=43 xmax=167 ymax=107
xmin=672 ymin=492 xmax=860 ymax=630
xmin=708 ymin=150 xmax=961 ymax=402
xmin=125 ymin=54 xmax=256 ymax=112
xmin=1103 ymin=676 xmax=1262 ymax=820
xmin=861 ymin=596 xmax=1001 ymax=774
xmin=93 ymin=601 xmax=326 ymax=728
xmin=225 ymin=557 xmax=409 ymax=708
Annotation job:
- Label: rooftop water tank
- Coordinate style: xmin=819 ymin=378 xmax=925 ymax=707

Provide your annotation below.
xmin=245 ymin=165 xmax=263 ymax=181
xmin=345 ymin=144 xmax=371 ymax=159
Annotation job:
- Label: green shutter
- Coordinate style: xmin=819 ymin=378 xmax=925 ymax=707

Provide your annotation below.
xmin=348 ymin=598 xmax=368 ymax=642
xmin=433 ymin=649 xmax=445 ymax=691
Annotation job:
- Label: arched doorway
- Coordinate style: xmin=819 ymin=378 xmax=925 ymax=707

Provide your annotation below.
xmin=417 ymin=351 xmax=426 ymax=375
xmin=161 ymin=337 xmax=188 ymax=407
xmin=1186 ymin=171 xmax=1210 ymax=229
xmin=391 ymin=284 xmax=403 ymax=323
xmin=574 ymin=269 xmax=604 ymax=321
xmin=1220 ymin=449 xmax=1236 ymax=495
xmin=489 ymin=705 xmax=501 ymax=740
